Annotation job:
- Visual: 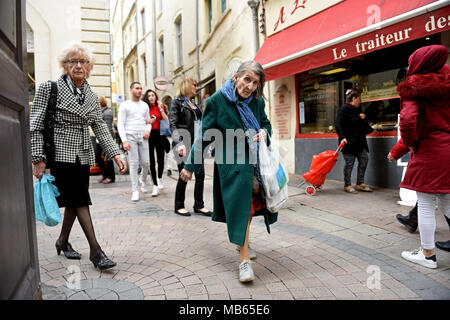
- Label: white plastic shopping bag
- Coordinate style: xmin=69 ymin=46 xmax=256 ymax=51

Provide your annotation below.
xmin=259 ymin=134 xmax=288 ymax=213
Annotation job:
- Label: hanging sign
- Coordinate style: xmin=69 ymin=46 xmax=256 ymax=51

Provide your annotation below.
xmin=154 ymin=76 xmax=170 ymax=91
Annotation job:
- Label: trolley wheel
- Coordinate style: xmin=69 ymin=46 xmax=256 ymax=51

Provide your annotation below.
xmin=306 ymin=186 xmax=316 ymax=196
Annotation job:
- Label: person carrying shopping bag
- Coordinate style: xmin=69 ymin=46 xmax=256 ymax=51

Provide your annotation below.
xmin=30 ymin=42 xmax=127 ymax=271
xmin=180 ymin=61 xmax=277 ymax=282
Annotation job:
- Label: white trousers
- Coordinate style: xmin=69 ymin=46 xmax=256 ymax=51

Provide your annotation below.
xmin=417 ymin=192 xmax=450 ymax=250
xmin=126 ymin=133 xmax=150 ymax=192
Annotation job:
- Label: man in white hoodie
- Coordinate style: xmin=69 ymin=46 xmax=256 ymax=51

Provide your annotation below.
xmin=117 ymin=82 xmax=151 ymax=201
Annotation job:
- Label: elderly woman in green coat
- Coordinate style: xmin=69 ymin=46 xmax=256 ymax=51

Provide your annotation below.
xmin=180 ymin=60 xmax=277 ymax=283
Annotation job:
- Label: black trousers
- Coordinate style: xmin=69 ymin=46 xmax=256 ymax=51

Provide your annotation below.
xmin=175 ymin=162 xmax=205 ymax=211
xmin=148 ymin=130 xmax=165 ymax=186
xmin=343 ymin=149 xmax=369 ymax=187
xmin=95 ymin=142 xmax=115 ymax=181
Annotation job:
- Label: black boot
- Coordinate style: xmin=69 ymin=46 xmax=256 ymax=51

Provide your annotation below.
xmin=396 ymin=203 xmax=418 ymax=233
xmin=435 ymin=216 xmax=450 ymax=252
xmin=55 ymin=241 xmax=81 ymax=259
xmin=90 ymin=251 xmax=117 ymax=271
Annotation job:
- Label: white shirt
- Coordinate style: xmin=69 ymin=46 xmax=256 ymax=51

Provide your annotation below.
xmin=117 ymin=100 xmax=151 ymax=142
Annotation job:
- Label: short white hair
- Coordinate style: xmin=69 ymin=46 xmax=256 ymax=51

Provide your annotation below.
xmin=58 ymin=42 xmax=95 ymax=78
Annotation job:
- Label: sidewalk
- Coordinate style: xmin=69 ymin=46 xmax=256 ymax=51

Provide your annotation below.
xmin=37 ymin=164 xmax=450 ymax=300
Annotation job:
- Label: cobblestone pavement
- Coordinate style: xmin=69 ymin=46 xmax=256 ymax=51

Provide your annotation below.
xmin=37 ymin=166 xmax=450 ymax=300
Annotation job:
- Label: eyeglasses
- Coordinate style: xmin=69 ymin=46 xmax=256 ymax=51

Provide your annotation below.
xmin=65 ymin=59 xmax=90 ymax=66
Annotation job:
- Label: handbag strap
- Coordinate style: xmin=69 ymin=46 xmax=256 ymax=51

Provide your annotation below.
xmin=43 ymin=81 xmax=58 ymax=165
xmin=48 ymin=81 xmax=58 ymax=109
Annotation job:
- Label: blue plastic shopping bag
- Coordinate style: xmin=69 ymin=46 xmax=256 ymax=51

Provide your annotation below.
xmin=159 ymin=119 xmax=171 ymax=136
xmin=34 ymin=174 xmax=61 ymax=226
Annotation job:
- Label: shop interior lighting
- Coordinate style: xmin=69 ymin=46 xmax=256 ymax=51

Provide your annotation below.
xmin=320 ymin=68 xmax=347 ymax=75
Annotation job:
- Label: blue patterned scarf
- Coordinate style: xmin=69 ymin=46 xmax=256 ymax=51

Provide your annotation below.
xmin=220 ymin=78 xmax=261 ymax=164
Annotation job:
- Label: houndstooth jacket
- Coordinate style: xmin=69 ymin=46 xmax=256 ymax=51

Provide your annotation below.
xmin=30 ymin=75 xmax=120 ymax=166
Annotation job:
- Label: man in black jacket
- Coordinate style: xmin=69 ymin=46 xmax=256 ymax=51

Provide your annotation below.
xmin=335 ymin=88 xmax=373 ymax=194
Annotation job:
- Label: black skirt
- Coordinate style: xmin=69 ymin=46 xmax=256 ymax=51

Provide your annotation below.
xmin=50 ymin=159 xmax=92 ymax=208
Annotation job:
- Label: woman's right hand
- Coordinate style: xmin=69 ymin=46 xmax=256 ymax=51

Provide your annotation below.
xmin=387 ymin=152 xmax=396 ymax=162
xmin=123 ymin=141 xmax=131 ymax=151
xmin=178 ymin=145 xmax=186 ymax=157
xmin=180 ymin=169 xmax=193 ymax=182
xmin=32 ymin=161 xmax=46 ymax=180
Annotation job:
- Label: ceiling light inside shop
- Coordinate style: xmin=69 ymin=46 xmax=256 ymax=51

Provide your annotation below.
xmin=320 ymin=68 xmax=347 ymax=75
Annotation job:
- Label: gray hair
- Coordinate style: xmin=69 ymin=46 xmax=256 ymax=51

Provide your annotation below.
xmin=235 ymin=60 xmax=266 ymax=99
xmin=58 ymin=42 xmax=95 ymax=78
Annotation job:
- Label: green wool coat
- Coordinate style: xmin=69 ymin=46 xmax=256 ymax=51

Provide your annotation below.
xmin=184 ymin=90 xmax=278 ymax=246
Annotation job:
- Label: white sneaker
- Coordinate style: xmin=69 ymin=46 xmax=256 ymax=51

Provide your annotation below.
xmin=401 ymin=248 xmax=437 ymax=269
xmin=239 ymin=259 xmax=255 ymax=283
xmin=141 ymin=184 xmax=148 ymax=193
xmin=157 ymin=178 xmax=164 ymax=189
xmin=131 ymin=191 xmax=140 ymax=201
xmin=236 ymin=245 xmax=257 ymax=260
xmin=151 ymin=185 xmax=159 ymax=197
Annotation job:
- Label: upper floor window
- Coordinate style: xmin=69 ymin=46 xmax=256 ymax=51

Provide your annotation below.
xmin=221 ymin=0 xmax=226 ymax=13
xmin=208 ymin=0 xmax=212 ymax=33
xmin=158 ymin=0 xmax=163 ymax=14
xmin=159 ymin=36 xmax=165 ymax=76
xmin=175 ymin=16 xmax=183 ymax=68
xmin=141 ymin=8 xmax=146 ymax=35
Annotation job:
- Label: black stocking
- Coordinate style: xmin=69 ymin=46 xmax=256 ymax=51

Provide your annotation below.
xmin=57 ymin=207 xmax=77 ymax=244
xmin=75 ymin=206 xmax=102 ymax=257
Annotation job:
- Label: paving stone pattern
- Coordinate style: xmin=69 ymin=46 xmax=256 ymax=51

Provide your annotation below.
xmin=37 ymin=174 xmax=450 ymax=300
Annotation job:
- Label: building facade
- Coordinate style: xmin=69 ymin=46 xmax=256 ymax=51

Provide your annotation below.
xmin=112 ymin=0 xmax=266 ymax=110
xmin=256 ymin=0 xmax=450 ymax=188
xmin=26 ymin=0 xmax=112 ymax=105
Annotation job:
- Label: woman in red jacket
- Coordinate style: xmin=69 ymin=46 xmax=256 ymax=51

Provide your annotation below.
xmin=387 ymin=139 xmax=418 ymax=233
xmin=143 ymin=89 xmax=169 ymax=197
xmin=397 ymin=45 xmax=450 ymax=269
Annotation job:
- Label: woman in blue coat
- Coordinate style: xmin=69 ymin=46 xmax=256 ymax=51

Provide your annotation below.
xmin=181 ymin=61 xmax=277 ymax=283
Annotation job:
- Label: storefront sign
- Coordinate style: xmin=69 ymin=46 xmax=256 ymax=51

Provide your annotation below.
xmin=274 ymin=92 xmax=292 ymax=139
xmin=261 ymin=6 xmax=450 ymax=81
xmin=266 ymin=0 xmax=344 ymax=36
xmin=330 ymin=11 xmax=449 ymax=62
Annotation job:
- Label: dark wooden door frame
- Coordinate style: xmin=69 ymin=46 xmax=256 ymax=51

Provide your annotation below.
xmin=0 ymin=0 xmax=41 ymax=300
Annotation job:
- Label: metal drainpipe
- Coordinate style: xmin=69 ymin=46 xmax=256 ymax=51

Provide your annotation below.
xmin=196 ymin=0 xmax=201 ymax=82
xmin=135 ymin=0 xmax=139 ymax=81
xmin=152 ymin=0 xmax=157 ymax=78
xmin=247 ymin=0 xmax=260 ymax=56
xmin=120 ymin=1 xmax=126 ymax=99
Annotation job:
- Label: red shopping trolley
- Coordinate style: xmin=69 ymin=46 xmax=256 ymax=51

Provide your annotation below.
xmin=299 ymin=140 xmax=346 ymax=196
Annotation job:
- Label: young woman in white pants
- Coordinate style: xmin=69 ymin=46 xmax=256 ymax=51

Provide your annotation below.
xmin=397 ymin=45 xmax=450 ymax=269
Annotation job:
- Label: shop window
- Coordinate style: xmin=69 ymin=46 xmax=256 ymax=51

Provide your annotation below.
xmin=297 ymin=35 xmax=443 ymax=135
xmin=299 ymin=68 xmax=403 ymax=134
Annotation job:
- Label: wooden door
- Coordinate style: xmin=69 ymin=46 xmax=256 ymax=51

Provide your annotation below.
xmin=0 ymin=0 xmax=41 ymax=300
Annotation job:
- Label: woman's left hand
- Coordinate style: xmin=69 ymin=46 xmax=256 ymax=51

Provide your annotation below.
xmin=180 ymin=168 xmax=193 ymax=182
xmin=113 ymin=155 xmax=127 ymax=174
xmin=253 ymin=129 xmax=267 ymax=142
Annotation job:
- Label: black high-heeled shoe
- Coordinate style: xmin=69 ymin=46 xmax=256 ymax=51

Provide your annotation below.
xmin=90 ymin=251 xmax=117 ymax=271
xmin=55 ymin=241 xmax=81 ymax=260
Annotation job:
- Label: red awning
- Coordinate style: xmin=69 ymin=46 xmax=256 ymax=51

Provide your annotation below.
xmin=255 ymin=0 xmax=449 ymax=81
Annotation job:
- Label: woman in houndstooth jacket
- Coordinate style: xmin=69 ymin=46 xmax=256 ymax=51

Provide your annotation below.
xmin=30 ymin=43 xmax=127 ymax=271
